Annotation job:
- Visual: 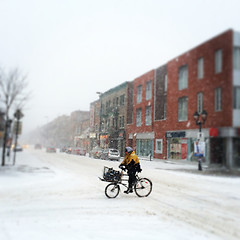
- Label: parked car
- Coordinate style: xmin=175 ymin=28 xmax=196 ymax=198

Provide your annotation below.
xmin=14 ymin=145 xmax=23 ymax=152
xmin=46 ymin=146 xmax=56 ymax=153
xmin=89 ymin=146 xmax=104 ymax=158
xmin=60 ymin=146 xmax=67 ymax=152
xmin=66 ymin=147 xmax=73 ymax=154
xmin=34 ymin=143 xmax=42 ymax=149
xmin=100 ymin=148 xmax=120 ymax=161
xmin=72 ymin=147 xmax=86 ymax=156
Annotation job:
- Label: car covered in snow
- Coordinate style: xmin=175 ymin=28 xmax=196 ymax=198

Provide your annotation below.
xmin=100 ymin=148 xmax=120 ymax=161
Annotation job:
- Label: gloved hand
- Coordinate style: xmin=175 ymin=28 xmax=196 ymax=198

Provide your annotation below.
xmin=119 ymin=164 xmax=126 ymax=171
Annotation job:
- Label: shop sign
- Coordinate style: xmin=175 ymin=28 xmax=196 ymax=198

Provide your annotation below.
xmin=165 ymin=131 xmax=185 ymax=138
xmin=209 ymin=128 xmax=218 ymax=137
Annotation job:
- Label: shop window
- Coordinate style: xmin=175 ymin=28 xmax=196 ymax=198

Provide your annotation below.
xmin=136 ymin=139 xmax=153 ymax=157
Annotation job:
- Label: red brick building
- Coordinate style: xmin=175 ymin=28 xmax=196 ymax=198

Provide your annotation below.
xmin=126 ymin=69 xmax=155 ymax=157
xmin=126 ymin=29 xmax=240 ymax=168
xmin=158 ymin=29 xmax=236 ymax=166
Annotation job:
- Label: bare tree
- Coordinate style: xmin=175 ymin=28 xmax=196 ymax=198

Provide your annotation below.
xmin=0 ymin=68 xmax=30 ymax=166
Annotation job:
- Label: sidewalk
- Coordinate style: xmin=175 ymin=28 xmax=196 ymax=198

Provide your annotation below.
xmin=140 ymin=156 xmax=240 ymax=177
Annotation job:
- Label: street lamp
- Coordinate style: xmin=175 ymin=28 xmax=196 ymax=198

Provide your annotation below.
xmin=193 ymin=110 xmax=207 ymax=133
xmin=193 ymin=110 xmax=207 ymax=171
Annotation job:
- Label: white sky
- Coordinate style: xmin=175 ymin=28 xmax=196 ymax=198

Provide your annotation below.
xmin=0 ymin=0 xmax=240 ymax=136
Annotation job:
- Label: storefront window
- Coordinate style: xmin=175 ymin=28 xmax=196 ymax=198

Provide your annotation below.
xmin=136 ymin=139 xmax=153 ymax=157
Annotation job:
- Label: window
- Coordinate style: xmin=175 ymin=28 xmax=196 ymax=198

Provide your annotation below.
xmin=120 ymin=94 xmax=125 ymax=106
xmin=178 ymin=97 xmax=188 ymax=121
xmin=215 ymin=87 xmax=222 ymax=111
xmin=107 ymin=119 xmax=110 ymax=128
xmin=178 ymin=65 xmax=188 ymax=90
xmin=163 ymin=102 xmax=167 ymax=119
xmin=164 ymin=74 xmax=167 ymax=92
xmin=234 ymin=47 xmax=240 ymax=70
xmin=234 ymin=87 xmax=240 ymax=109
xmin=215 ymin=49 xmax=222 ymax=73
xmin=145 ymin=106 xmax=151 ymax=126
xmin=198 ymin=57 xmax=204 ymax=79
xmin=136 ymin=139 xmax=153 ymax=157
xmin=146 ymin=80 xmax=152 ymax=100
xmin=155 ymin=139 xmax=163 ymax=154
xmin=119 ymin=116 xmax=125 ymax=128
xmin=197 ymin=92 xmax=203 ymax=114
xmin=106 ymin=100 xmax=111 ymax=112
xmin=76 ymin=126 xmax=81 ymax=135
xmin=137 ymin=85 xmax=142 ymax=103
xmin=136 ymin=108 xmax=142 ymax=126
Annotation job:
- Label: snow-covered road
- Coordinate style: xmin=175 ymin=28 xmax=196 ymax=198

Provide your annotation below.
xmin=0 ymin=148 xmax=239 ymax=240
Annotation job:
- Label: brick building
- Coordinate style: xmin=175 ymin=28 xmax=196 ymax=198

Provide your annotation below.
xmin=126 ymin=70 xmax=155 ymax=157
xmin=126 ymin=29 xmax=240 ymax=168
xmin=90 ymin=29 xmax=240 ymax=168
xmin=159 ymin=29 xmax=240 ymax=168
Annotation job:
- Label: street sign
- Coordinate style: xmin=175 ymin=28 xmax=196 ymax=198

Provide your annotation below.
xmin=13 ymin=121 xmax=22 ymax=135
xmin=197 ymin=132 xmax=204 ymax=141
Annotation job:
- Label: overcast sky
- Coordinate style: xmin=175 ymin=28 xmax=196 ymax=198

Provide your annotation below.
xmin=0 ymin=0 xmax=240 ymax=137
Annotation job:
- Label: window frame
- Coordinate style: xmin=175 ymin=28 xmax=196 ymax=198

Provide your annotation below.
xmin=146 ymin=80 xmax=152 ymax=100
xmin=178 ymin=96 xmax=188 ymax=121
xmin=234 ymin=47 xmax=240 ymax=70
xmin=234 ymin=87 xmax=240 ymax=109
xmin=120 ymin=94 xmax=125 ymax=106
xmin=137 ymin=85 xmax=142 ymax=103
xmin=145 ymin=106 xmax=152 ymax=126
xmin=215 ymin=87 xmax=222 ymax=111
xmin=198 ymin=57 xmax=204 ymax=79
xmin=178 ymin=65 xmax=188 ymax=90
xmin=164 ymin=74 xmax=168 ymax=92
xmin=136 ymin=108 xmax=142 ymax=127
xmin=155 ymin=139 xmax=163 ymax=154
xmin=215 ymin=49 xmax=222 ymax=73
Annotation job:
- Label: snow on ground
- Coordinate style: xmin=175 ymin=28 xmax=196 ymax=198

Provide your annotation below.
xmin=0 ymin=147 xmax=240 ymax=240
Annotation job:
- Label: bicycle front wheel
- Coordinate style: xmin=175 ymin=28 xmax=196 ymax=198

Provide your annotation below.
xmin=134 ymin=178 xmax=152 ymax=197
xmin=105 ymin=183 xmax=120 ymax=198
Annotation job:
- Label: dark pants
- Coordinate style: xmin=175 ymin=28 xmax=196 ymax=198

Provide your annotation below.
xmin=127 ymin=166 xmax=138 ymax=189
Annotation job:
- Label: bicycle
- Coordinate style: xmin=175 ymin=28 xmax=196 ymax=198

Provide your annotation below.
xmin=99 ymin=166 xmax=152 ymax=198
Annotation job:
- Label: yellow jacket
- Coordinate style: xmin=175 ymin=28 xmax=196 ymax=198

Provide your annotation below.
xmin=121 ymin=151 xmax=139 ymax=166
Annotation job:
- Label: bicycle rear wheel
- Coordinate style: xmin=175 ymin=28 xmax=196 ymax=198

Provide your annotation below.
xmin=105 ymin=183 xmax=120 ymax=198
xmin=134 ymin=178 xmax=152 ymax=197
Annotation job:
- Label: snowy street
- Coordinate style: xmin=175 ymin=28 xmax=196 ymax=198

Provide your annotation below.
xmin=0 ymin=148 xmax=240 ymax=240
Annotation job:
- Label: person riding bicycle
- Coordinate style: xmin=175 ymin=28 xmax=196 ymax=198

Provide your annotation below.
xmin=119 ymin=146 xmax=142 ymax=194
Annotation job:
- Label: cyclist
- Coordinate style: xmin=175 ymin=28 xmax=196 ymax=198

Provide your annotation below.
xmin=119 ymin=146 xmax=142 ymax=194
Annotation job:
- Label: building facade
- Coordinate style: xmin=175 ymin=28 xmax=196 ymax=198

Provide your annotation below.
xmin=99 ymin=82 xmax=130 ymax=156
xmin=89 ymin=100 xmax=101 ymax=149
xmin=91 ymin=29 xmax=240 ymax=168
xmin=126 ymin=70 xmax=155 ymax=157
xmin=124 ymin=29 xmax=240 ymax=168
